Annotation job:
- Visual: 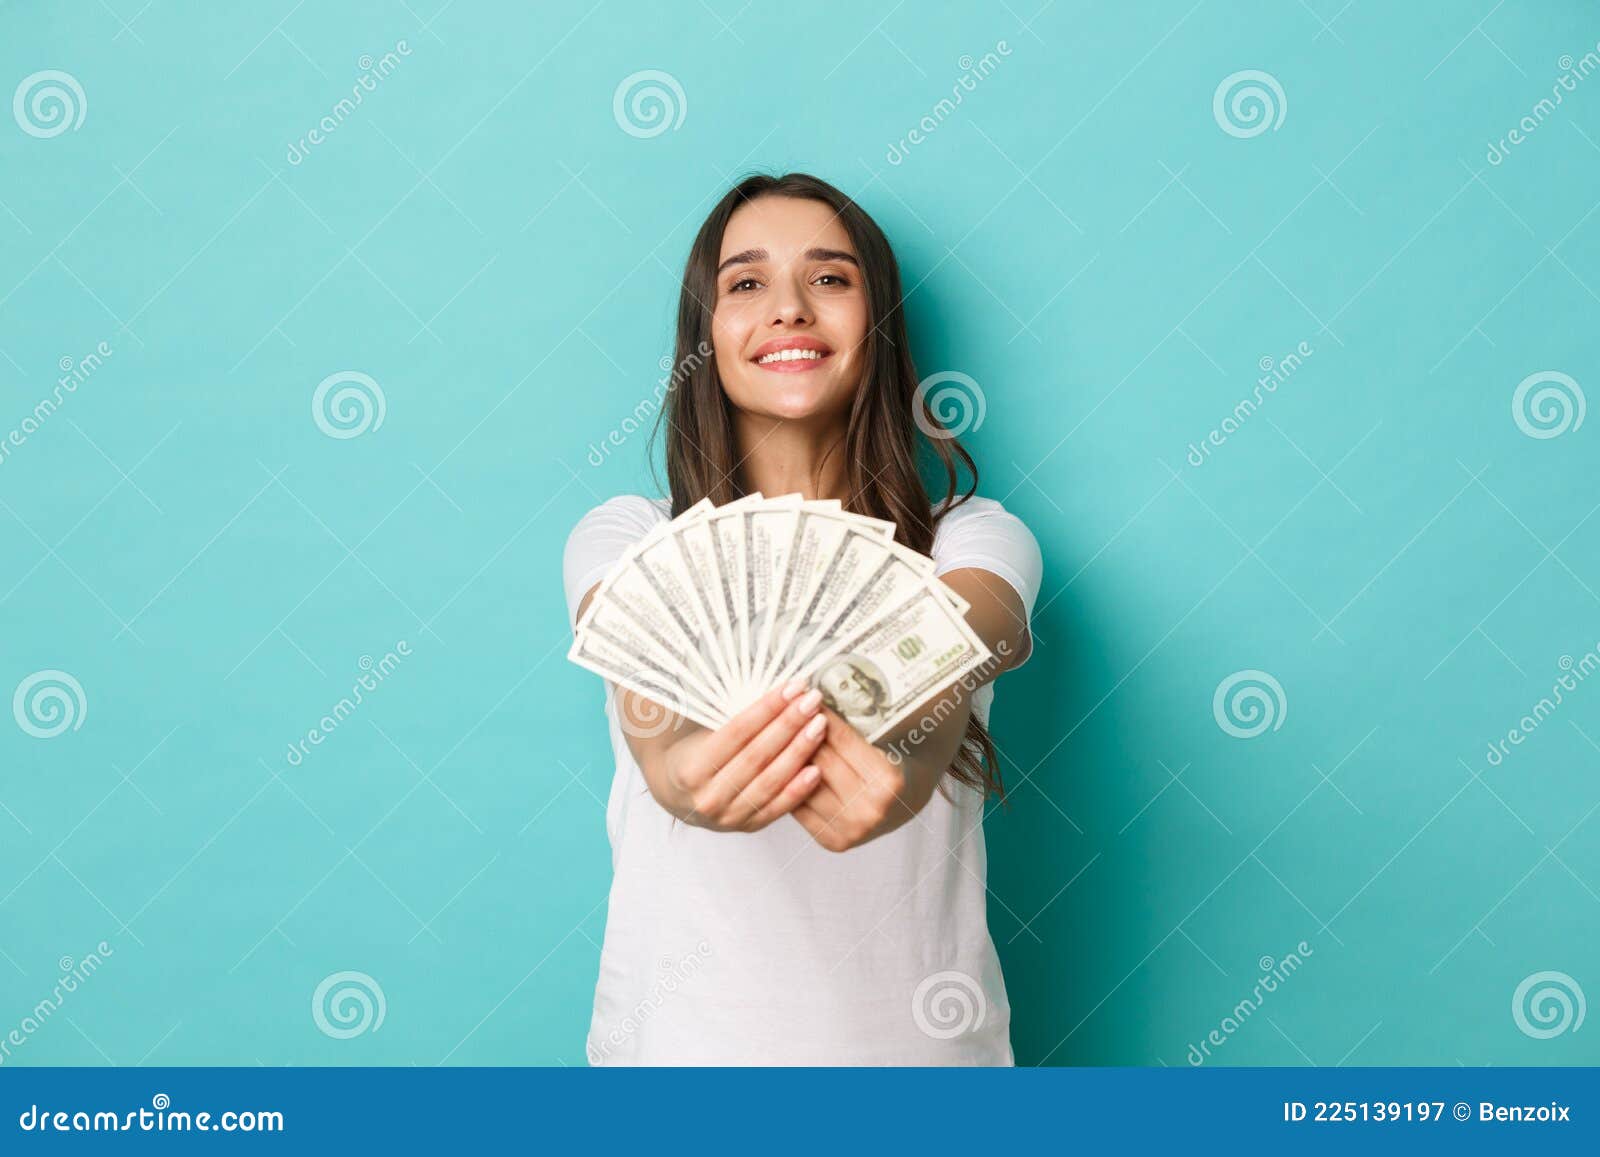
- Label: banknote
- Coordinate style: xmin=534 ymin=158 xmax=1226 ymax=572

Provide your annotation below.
xmin=569 ymin=492 xmax=992 ymax=740
xmin=792 ymin=580 xmax=993 ymax=742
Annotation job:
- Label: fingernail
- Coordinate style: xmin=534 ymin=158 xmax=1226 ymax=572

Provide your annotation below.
xmin=799 ymin=765 xmax=820 ymax=784
xmin=781 ymin=678 xmax=808 ymax=700
xmin=803 ymin=713 xmax=826 ymax=739
xmin=797 ymin=688 xmax=823 ymax=713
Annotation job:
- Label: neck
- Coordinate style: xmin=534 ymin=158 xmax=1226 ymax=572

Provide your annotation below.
xmin=732 ymin=411 xmax=850 ymax=502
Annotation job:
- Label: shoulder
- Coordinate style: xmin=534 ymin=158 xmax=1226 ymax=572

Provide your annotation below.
xmin=561 ymin=494 xmax=671 ymax=626
xmin=928 ymin=492 xmax=1043 ymax=603
xmin=930 ymin=493 xmax=1036 ymax=552
xmin=564 ymin=493 xmax=671 ymax=545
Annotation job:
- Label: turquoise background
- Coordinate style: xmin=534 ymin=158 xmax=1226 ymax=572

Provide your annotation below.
xmin=2 ymin=0 xmax=1598 ymax=1067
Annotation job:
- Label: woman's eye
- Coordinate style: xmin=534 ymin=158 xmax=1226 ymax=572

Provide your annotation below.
xmin=815 ymin=274 xmax=849 ymax=287
xmin=729 ymin=277 xmax=760 ymax=293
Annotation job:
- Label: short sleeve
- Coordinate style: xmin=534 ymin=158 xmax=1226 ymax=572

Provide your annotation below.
xmin=931 ymin=496 xmax=1044 ymax=670
xmin=562 ymin=495 xmax=669 ymax=630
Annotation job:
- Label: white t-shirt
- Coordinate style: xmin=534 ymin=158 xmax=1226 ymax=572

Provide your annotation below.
xmin=562 ymin=493 xmax=1043 ymax=1065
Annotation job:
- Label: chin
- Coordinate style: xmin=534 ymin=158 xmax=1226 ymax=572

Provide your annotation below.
xmin=738 ymin=379 xmax=847 ymax=421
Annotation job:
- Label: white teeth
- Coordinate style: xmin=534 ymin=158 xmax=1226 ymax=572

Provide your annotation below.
xmin=756 ymin=348 xmax=825 ymax=364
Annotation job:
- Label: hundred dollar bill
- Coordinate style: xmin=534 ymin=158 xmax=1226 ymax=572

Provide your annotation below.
xmin=771 ymin=539 xmax=948 ymax=684
xmin=656 ymin=498 xmax=744 ymax=697
xmin=740 ymin=493 xmax=805 ymax=699
xmin=761 ymin=518 xmax=925 ymax=692
xmin=574 ymin=562 xmax=731 ymax=713
xmin=623 ymin=499 xmax=738 ymax=702
xmin=793 ymin=580 xmax=994 ymax=743
xmin=755 ymin=507 xmax=895 ymax=699
xmin=568 ymin=616 xmax=728 ymax=731
xmin=699 ymin=495 xmax=766 ymax=704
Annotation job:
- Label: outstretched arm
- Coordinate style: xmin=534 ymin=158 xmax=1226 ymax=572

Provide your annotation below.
xmin=790 ymin=566 xmax=1031 ymax=851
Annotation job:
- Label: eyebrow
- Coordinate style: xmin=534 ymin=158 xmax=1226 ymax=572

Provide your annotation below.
xmin=715 ymin=247 xmax=861 ymax=275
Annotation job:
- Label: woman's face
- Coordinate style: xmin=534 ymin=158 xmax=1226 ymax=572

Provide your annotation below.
xmin=710 ymin=195 xmax=869 ymax=426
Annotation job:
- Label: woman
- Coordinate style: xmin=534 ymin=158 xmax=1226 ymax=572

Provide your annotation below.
xmin=562 ymin=173 xmax=1042 ymax=1065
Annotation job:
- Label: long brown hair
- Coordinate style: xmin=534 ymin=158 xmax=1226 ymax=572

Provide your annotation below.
xmin=648 ymin=172 xmax=1003 ymax=798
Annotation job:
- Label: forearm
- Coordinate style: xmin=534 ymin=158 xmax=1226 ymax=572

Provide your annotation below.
xmin=615 ymin=687 xmax=704 ymax=819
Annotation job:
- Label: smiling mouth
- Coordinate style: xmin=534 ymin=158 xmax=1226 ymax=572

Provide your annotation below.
xmin=752 ymin=347 xmax=833 ymax=371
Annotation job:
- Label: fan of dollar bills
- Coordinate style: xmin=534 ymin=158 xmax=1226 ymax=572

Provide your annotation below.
xmin=569 ymin=493 xmax=993 ymax=742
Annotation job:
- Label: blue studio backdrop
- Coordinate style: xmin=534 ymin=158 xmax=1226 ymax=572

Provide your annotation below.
xmin=1 ymin=0 xmax=1598 ymax=1068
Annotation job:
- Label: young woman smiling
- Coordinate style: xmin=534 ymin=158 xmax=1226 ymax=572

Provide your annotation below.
xmin=563 ymin=173 xmax=1042 ymax=1065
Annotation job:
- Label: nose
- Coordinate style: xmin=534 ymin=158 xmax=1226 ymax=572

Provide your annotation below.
xmin=768 ymin=270 xmax=812 ymax=328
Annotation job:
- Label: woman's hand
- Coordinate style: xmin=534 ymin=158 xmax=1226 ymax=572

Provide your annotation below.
xmin=652 ymin=679 xmax=829 ymax=832
xmin=791 ymin=707 xmax=925 ymax=852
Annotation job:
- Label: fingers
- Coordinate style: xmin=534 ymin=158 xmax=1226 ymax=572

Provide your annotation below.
xmin=683 ymin=682 xmax=802 ymax=789
xmin=726 ymin=700 xmax=825 ymax=825
xmin=739 ymin=762 xmax=822 ymax=831
xmin=791 ymin=782 xmax=852 ymax=852
xmin=817 ymin=707 xmax=896 ymax=791
xmin=728 ymin=706 xmax=829 ymax=828
xmin=812 ymin=729 xmax=869 ymax=789
xmin=694 ymin=683 xmax=826 ymax=818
